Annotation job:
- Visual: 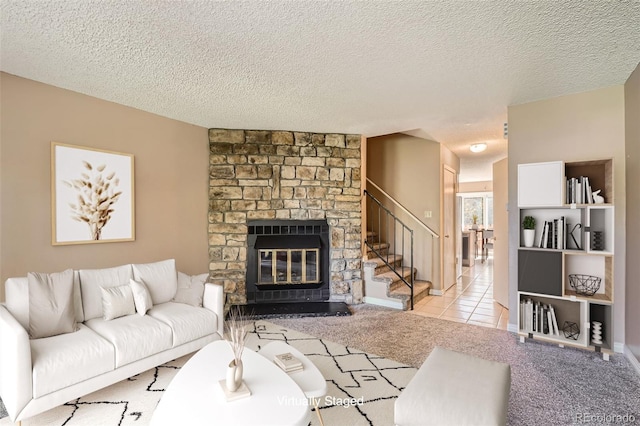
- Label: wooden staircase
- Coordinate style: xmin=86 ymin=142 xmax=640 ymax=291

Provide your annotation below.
xmin=363 ymin=231 xmax=431 ymax=310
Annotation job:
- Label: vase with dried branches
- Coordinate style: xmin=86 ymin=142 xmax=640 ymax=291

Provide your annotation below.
xmin=64 ymin=160 xmax=121 ymax=240
xmin=224 ymin=306 xmax=250 ymax=392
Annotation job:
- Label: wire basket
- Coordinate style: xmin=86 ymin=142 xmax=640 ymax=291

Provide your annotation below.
xmin=568 ymin=274 xmax=601 ymax=296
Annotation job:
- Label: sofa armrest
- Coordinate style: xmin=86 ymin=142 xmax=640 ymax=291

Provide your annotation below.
xmin=203 ymin=283 xmax=224 ymax=338
xmin=0 ymin=304 xmax=33 ymax=422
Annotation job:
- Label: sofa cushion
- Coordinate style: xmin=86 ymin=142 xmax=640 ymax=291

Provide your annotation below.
xmin=80 ymin=264 xmax=133 ymax=321
xmin=130 ymin=279 xmax=153 ymax=315
xmin=148 ymin=302 xmax=218 ymax=347
xmin=101 ymin=285 xmax=136 ymax=320
xmin=31 ymin=324 xmax=115 ymax=398
xmin=174 ymin=272 xmax=208 ymax=307
xmin=28 ymin=270 xmax=77 ymax=339
xmin=85 ymin=315 xmax=173 ymax=368
xmin=132 ymin=259 xmax=178 ymax=305
xmin=5 ymin=273 xmax=84 ymax=331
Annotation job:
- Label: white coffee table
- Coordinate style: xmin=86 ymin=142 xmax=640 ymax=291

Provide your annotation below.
xmin=258 ymin=341 xmax=327 ymax=425
xmin=151 ymin=340 xmax=310 ymax=426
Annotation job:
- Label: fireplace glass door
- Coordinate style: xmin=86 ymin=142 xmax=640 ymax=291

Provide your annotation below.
xmin=258 ymin=248 xmax=319 ymax=284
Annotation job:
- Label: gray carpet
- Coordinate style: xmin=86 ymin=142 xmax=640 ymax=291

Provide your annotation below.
xmin=269 ymin=304 xmax=640 ymax=426
xmin=2 ymin=304 xmax=639 ymax=425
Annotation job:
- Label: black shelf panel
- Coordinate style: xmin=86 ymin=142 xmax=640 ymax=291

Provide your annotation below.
xmin=518 ymin=250 xmax=562 ymax=296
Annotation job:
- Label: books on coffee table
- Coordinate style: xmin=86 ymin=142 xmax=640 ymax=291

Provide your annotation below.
xmin=274 ymin=352 xmax=303 ymax=373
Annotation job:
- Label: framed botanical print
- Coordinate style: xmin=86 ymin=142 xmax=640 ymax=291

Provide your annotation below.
xmin=51 ymin=142 xmax=135 ymax=245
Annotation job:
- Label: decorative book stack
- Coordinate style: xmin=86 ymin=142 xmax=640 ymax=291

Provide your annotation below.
xmin=274 ymin=352 xmax=303 ymax=373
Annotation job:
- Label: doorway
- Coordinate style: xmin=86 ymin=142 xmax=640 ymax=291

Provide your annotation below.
xmin=443 ymin=166 xmax=456 ymax=291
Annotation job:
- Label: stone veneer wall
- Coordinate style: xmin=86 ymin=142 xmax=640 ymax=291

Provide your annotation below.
xmin=208 ymin=129 xmax=362 ymax=305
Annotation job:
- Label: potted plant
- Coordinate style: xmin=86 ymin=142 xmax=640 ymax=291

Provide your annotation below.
xmin=471 ymin=214 xmax=479 ymax=230
xmin=522 ymin=215 xmax=536 ymax=247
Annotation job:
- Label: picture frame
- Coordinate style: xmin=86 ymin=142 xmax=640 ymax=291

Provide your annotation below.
xmin=51 ymin=142 xmax=135 ymax=245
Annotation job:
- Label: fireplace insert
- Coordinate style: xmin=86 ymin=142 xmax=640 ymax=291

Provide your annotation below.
xmin=246 ymin=220 xmax=330 ymax=303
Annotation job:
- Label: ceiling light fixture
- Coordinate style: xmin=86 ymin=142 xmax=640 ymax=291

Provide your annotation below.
xmin=469 ymin=143 xmax=487 ymax=153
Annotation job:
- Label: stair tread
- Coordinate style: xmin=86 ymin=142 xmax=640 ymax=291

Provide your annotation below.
xmin=389 ymin=280 xmax=431 ymax=298
xmin=374 ymin=267 xmax=414 ymax=282
xmin=366 ymin=241 xmax=389 ymax=249
xmin=363 ymin=254 xmax=403 ymax=267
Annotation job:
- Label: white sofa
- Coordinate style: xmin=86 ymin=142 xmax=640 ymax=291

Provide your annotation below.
xmin=0 ymin=259 xmax=224 ymax=423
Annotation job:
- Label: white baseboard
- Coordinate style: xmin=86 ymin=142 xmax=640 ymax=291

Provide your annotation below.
xmin=625 ymin=346 xmax=640 ymax=376
xmin=507 ymin=323 xmax=518 ymax=333
xmin=363 ymin=296 xmax=403 ymax=310
xmin=614 ymin=342 xmax=624 ymax=354
xmin=429 ymin=289 xmax=444 ymax=296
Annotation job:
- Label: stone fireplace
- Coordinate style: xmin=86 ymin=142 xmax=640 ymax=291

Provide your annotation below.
xmin=207 ymin=129 xmax=363 ymax=307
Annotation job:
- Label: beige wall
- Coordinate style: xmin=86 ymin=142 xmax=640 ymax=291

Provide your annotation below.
xmin=458 ymin=180 xmax=493 ymax=193
xmin=366 ymin=134 xmax=460 ymax=290
xmin=508 ymin=85 xmax=627 ymax=349
xmin=0 ymin=73 xmax=209 ymax=300
xmin=368 ymin=134 xmax=441 ymax=229
xmin=625 ymin=64 xmax=640 ymax=362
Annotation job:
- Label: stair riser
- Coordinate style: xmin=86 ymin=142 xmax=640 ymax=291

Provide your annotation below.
xmin=399 ymin=293 xmax=430 ymax=310
xmin=375 ymin=259 xmax=403 ymax=274
xmin=366 ymin=248 xmax=389 ymax=259
xmin=389 ymin=272 xmax=417 ymax=291
xmin=388 ymin=281 xmax=431 ymax=310
xmin=413 ymin=290 xmax=430 ymax=305
xmin=390 ymin=280 xmax=413 ymax=292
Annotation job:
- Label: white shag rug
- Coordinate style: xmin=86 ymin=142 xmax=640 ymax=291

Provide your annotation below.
xmin=1 ymin=320 xmax=416 ymax=426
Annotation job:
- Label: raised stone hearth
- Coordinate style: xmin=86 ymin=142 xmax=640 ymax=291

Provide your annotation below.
xmin=207 ymin=129 xmax=363 ymax=307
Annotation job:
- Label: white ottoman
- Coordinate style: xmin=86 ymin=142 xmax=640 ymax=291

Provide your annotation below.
xmin=395 ymin=346 xmax=511 ymax=426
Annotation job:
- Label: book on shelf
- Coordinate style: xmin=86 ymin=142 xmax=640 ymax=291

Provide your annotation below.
xmin=537 ymin=217 xmax=567 ymax=250
xmin=274 ymin=352 xmax=303 ymax=373
xmin=538 ymin=221 xmax=548 ymax=248
xmin=549 ymin=305 xmax=559 ymax=336
xmin=519 ymin=299 xmax=559 ymax=336
xmin=566 ymin=176 xmax=594 ymax=204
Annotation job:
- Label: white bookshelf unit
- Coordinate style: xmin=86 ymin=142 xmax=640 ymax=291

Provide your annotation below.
xmin=517 ymin=159 xmax=614 ymax=359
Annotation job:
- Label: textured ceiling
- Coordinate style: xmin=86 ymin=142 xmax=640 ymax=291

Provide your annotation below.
xmin=1 ymin=1 xmax=639 ymax=182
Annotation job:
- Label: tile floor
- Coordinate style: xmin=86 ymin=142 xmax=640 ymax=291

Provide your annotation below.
xmin=410 ymin=257 xmax=509 ymax=330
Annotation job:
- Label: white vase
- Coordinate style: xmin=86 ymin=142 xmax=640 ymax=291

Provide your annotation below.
xmin=226 ymin=359 xmax=243 ymax=392
xmin=523 ymin=229 xmax=535 ymax=247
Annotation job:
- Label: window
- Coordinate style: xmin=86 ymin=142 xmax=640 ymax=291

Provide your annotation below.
xmin=463 ymin=197 xmax=484 ymax=228
xmin=461 ymin=193 xmax=493 ymax=229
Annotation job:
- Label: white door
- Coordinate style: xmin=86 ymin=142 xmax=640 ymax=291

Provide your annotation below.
xmin=493 ymin=158 xmax=509 ymax=308
xmin=443 ymin=166 xmax=457 ymax=291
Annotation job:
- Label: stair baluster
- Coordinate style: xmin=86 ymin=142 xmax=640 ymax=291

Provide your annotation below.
xmin=364 ymin=189 xmax=415 ymax=310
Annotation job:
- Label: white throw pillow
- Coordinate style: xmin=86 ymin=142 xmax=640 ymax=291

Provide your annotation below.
xmin=132 ymin=259 xmax=178 ymax=305
xmin=174 ymin=272 xmax=208 ymax=307
xmin=28 ymin=269 xmax=77 ymax=338
xmin=101 ymin=285 xmax=135 ymax=321
xmin=79 ymin=264 xmax=133 ymax=320
xmin=130 ymin=278 xmax=153 ymax=315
